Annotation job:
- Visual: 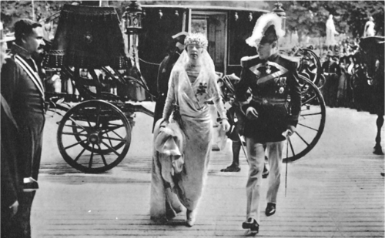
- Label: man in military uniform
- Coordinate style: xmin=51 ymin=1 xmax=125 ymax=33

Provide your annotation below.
xmin=1 ymin=19 xmax=46 ymax=238
xmin=235 ymin=13 xmax=301 ymax=234
xmin=152 ymin=32 xmax=187 ymax=131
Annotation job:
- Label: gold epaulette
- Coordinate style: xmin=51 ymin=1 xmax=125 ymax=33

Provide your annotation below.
xmin=240 ymin=55 xmax=259 ymax=67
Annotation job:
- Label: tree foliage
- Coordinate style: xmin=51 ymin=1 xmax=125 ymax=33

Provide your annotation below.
xmin=1 ymin=1 xmax=66 ymax=32
xmin=266 ymin=1 xmax=384 ymax=40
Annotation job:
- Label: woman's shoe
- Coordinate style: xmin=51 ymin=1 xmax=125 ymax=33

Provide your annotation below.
xmin=186 ymin=209 xmax=196 ymax=227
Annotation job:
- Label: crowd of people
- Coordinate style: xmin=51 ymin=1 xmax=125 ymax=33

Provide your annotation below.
xmin=321 ymin=38 xmax=379 ymax=113
xmin=279 ymin=35 xmax=378 ymax=114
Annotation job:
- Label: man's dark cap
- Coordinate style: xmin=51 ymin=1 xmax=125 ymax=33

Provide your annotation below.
xmin=172 ymin=32 xmax=188 ymax=45
xmin=14 ymin=19 xmax=42 ymax=42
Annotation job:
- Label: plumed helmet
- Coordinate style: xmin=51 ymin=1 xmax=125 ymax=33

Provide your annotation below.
xmin=246 ymin=13 xmax=285 ymax=47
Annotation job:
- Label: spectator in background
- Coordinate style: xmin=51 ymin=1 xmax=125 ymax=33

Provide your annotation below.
xmin=153 ymin=32 xmax=187 ymax=132
xmin=220 ymin=75 xmax=244 ymax=172
xmin=1 ymin=20 xmax=19 ymax=238
xmin=337 ymin=54 xmax=348 ymax=107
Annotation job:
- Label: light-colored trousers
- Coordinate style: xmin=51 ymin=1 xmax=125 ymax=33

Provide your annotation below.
xmin=245 ymin=137 xmax=284 ymax=223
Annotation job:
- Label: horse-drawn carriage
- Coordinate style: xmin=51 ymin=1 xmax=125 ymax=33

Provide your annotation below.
xmin=44 ymin=2 xmax=327 ymax=173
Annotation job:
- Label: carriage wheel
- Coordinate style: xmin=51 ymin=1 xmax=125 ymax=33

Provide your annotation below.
xmin=283 ymin=76 xmax=326 ymax=163
xmin=72 ymin=121 xmax=126 ymax=154
xmin=57 ymin=100 xmax=132 ymax=173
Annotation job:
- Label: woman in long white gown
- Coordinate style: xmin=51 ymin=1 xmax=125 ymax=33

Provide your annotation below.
xmin=150 ymin=33 xmax=230 ymax=227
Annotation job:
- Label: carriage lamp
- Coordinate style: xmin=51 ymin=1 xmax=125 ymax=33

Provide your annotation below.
xmin=272 ymin=2 xmax=286 ymax=34
xmin=122 ymin=0 xmax=143 ymax=34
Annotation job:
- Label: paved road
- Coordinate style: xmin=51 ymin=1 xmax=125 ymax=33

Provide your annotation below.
xmin=32 ymin=103 xmax=384 ymax=237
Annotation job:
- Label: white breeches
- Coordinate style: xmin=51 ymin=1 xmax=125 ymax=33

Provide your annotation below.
xmin=245 ymin=138 xmax=284 ymax=223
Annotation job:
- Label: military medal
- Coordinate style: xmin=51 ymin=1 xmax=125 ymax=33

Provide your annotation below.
xmin=279 ymin=87 xmax=284 ymax=94
xmin=266 ymin=65 xmax=271 ymax=74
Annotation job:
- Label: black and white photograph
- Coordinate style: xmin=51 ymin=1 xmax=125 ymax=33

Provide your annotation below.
xmin=0 ymin=0 xmax=384 ymax=237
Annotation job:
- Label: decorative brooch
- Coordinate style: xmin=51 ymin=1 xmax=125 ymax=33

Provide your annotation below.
xmin=196 ymin=82 xmax=207 ymax=96
xmin=266 ymin=65 xmax=271 ymax=74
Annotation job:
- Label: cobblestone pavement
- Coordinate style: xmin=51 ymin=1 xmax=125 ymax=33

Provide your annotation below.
xmin=32 ymin=105 xmax=384 ymax=237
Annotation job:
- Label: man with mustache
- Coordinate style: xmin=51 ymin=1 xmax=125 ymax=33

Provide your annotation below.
xmin=1 ymin=19 xmax=46 ymax=238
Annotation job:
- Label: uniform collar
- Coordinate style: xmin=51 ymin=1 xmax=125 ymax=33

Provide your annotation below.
xmin=260 ymin=53 xmax=278 ymax=64
xmin=11 ymin=43 xmax=32 ymax=59
xmin=267 ymin=53 xmax=278 ymax=62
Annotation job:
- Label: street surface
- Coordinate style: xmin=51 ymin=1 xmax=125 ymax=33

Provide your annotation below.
xmin=32 ymin=103 xmax=384 ymax=237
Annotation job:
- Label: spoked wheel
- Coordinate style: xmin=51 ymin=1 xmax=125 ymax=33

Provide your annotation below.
xmin=297 ymin=48 xmax=323 ymax=86
xmin=72 ymin=121 xmax=126 ymax=154
xmin=57 ymin=100 xmax=132 ymax=173
xmin=283 ymin=76 xmax=326 ymax=163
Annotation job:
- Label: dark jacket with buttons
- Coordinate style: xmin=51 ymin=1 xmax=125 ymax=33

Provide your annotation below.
xmin=235 ymin=53 xmax=301 ymax=142
xmin=1 ymin=45 xmax=46 ymax=207
xmin=153 ymin=50 xmax=181 ymax=131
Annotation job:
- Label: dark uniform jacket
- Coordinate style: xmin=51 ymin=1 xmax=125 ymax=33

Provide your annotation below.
xmin=1 ymin=95 xmax=20 ymax=210
xmin=235 ymin=54 xmax=301 ymax=142
xmin=153 ymin=50 xmax=181 ymax=130
xmin=322 ymin=60 xmax=340 ymax=76
xmin=1 ymin=45 xmax=46 ymax=206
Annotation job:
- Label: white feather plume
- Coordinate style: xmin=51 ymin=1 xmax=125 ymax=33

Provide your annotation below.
xmin=246 ymin=13 xmax=285 ymax=47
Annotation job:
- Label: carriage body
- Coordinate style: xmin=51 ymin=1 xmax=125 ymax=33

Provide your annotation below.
xmin=44 ymin=4 xmax=153 ymax=173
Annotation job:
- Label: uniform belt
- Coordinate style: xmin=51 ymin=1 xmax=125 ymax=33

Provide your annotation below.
xmin=252 ymin=96 xmax=287 ymax=105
